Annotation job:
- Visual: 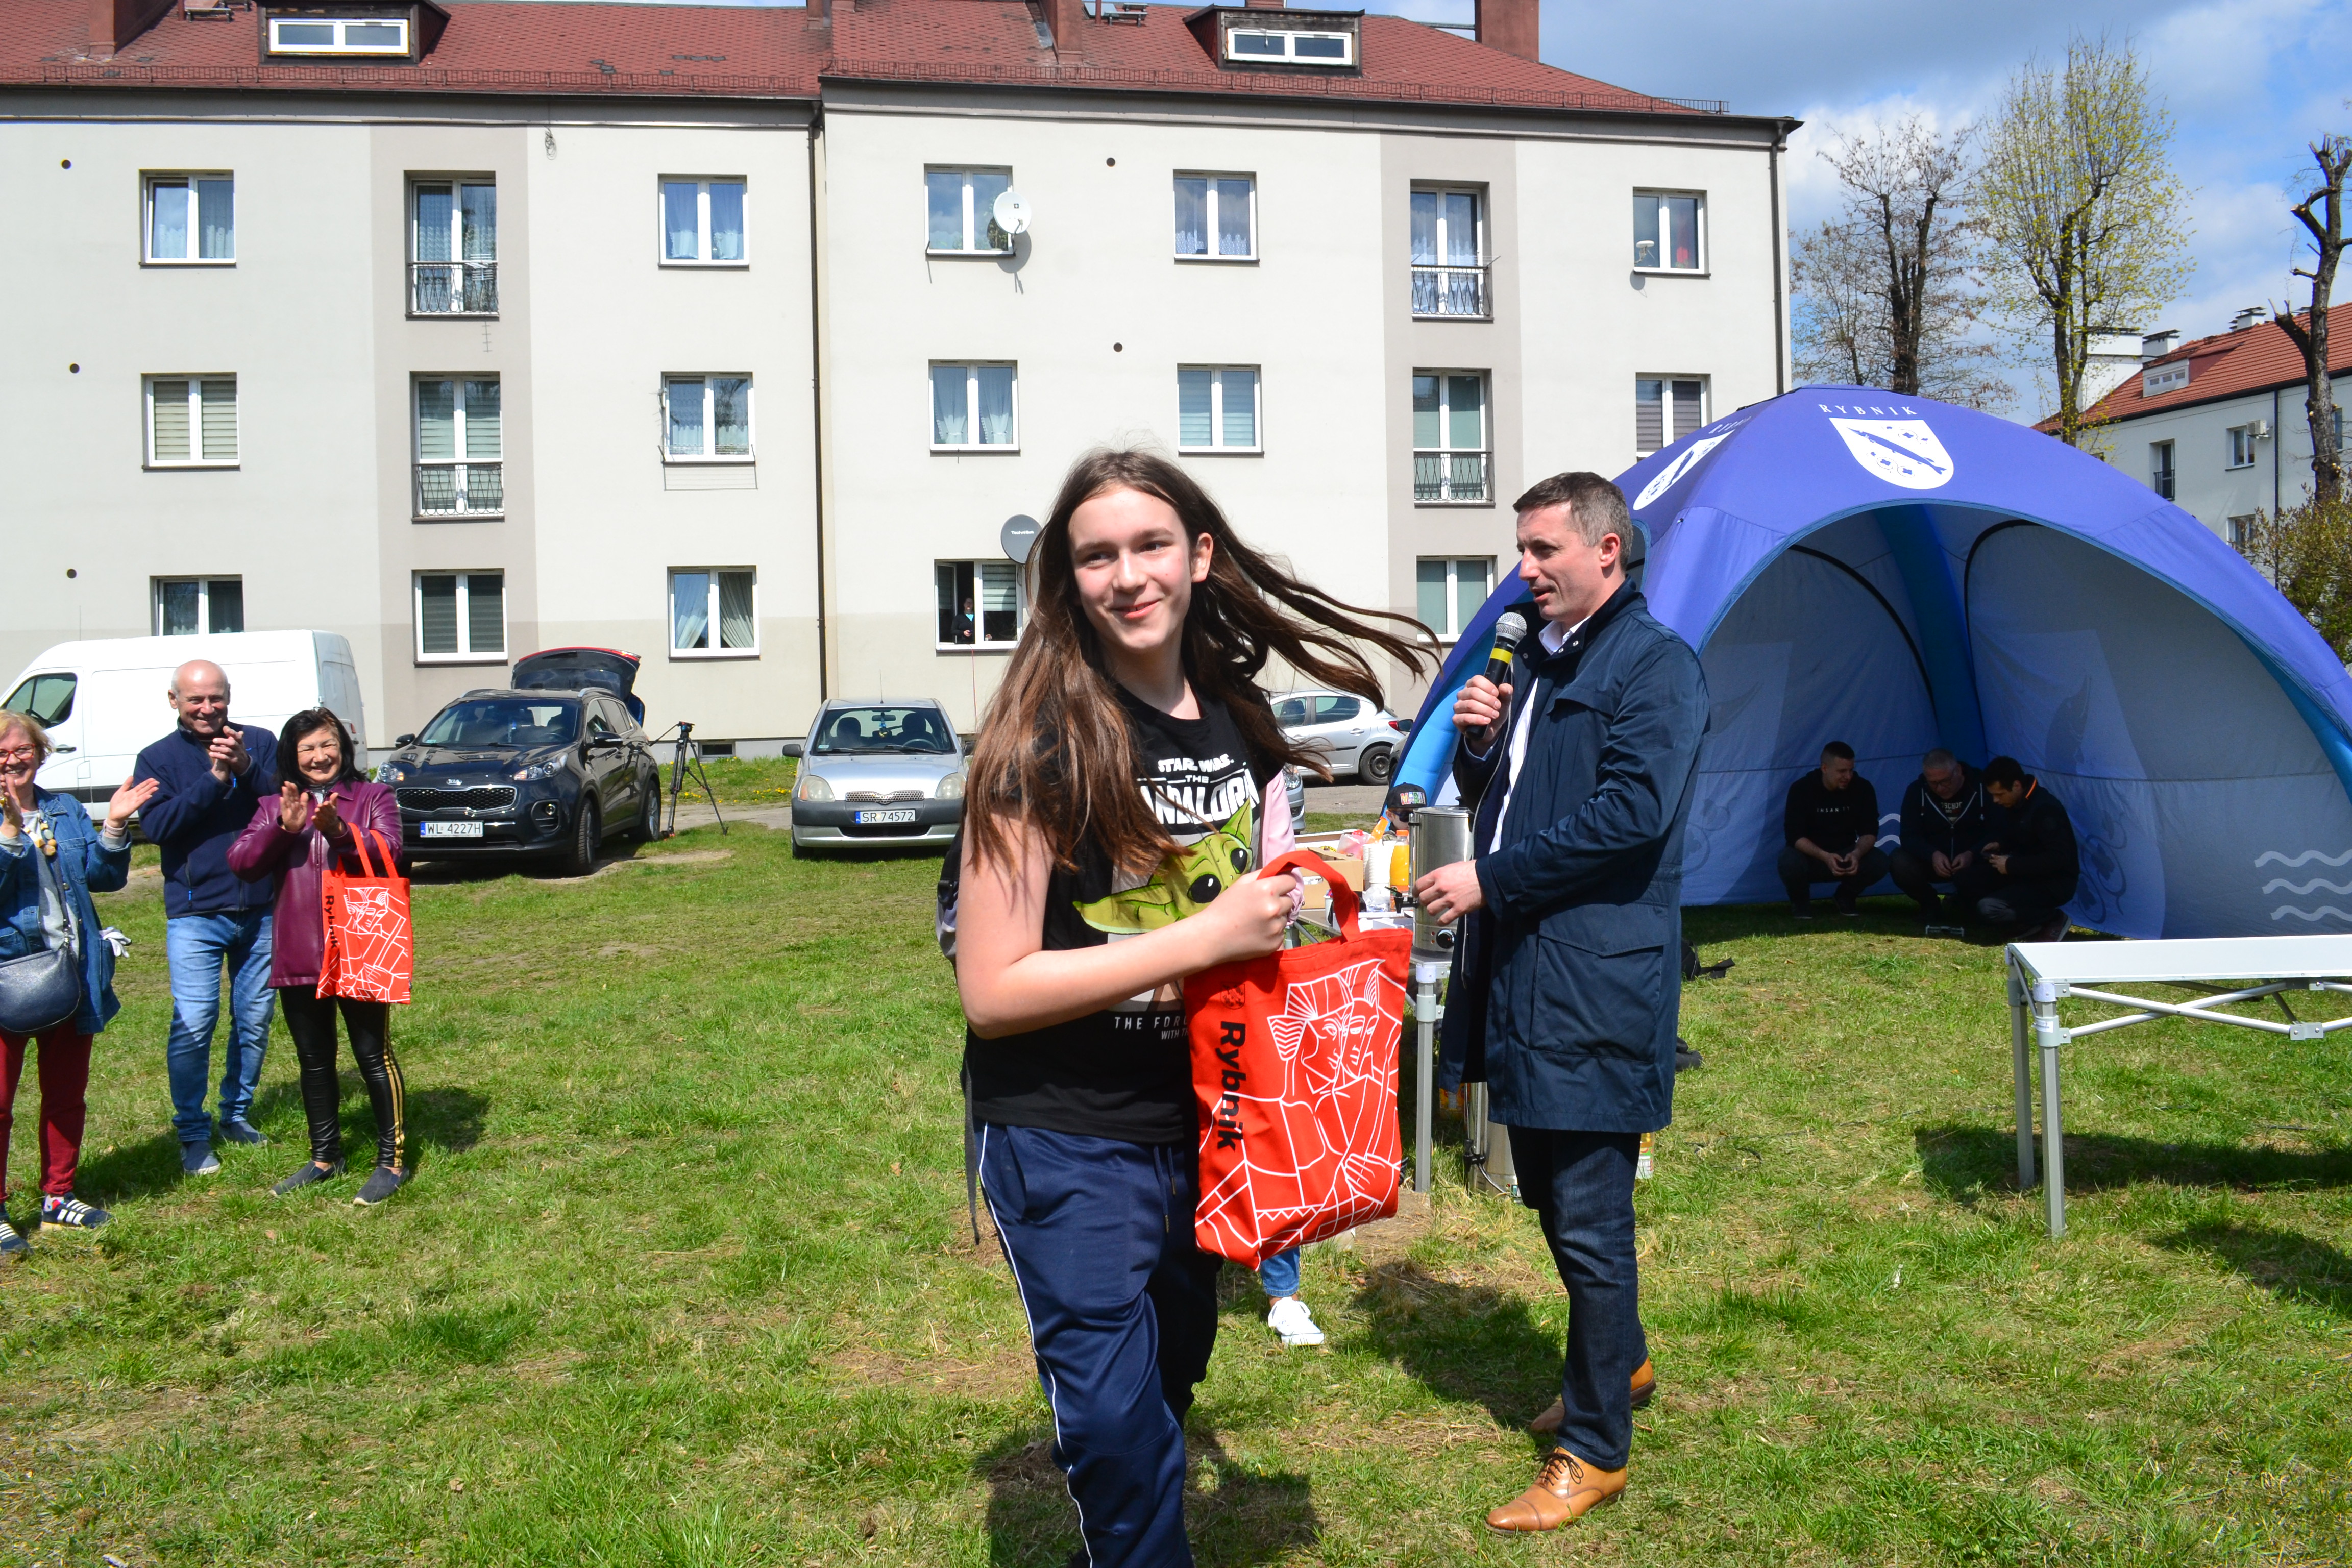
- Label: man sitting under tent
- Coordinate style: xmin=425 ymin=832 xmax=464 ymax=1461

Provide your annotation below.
xmin=1889 ymin=749 xmax=1992 ymax=923
xmin=1778 ymin=742 xmax=1888 ymax=919
xmin=1951 ymin=756 xmax=2077 ymax=943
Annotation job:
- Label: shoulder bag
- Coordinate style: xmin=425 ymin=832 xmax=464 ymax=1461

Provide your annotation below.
xmin=0 ymin=835 xmax=85 ymax=1036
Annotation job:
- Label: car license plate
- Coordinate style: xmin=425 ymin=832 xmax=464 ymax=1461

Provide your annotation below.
xmin=421 ymin=821 xmax=484 ymax=838
xmin=854 ymin=809 xmax=918 ymax=824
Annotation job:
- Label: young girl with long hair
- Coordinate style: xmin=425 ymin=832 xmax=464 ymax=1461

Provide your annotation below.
xmin=953 ymin=448 xmax=1425 ymax=1565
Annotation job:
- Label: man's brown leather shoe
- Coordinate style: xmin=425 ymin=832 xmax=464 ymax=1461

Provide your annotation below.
xmin=1527 ymin=1357 xmax=1655 ymax=1434
xmin=1485 ymin=1448 xmax=1627 ymax=1533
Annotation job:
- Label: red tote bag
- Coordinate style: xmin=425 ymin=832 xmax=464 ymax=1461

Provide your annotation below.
xmin=1184 ymin=849 xmax=1411 ymax=1268
xmin=318 ymin=829 xmax=413 ymax=1005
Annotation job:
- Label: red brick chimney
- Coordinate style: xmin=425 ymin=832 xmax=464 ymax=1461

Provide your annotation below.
xmin=87 ymin=0 xmax=174 ymax=55
xmin=1042 ymin=0 xmax=1089 ymax=60
xmin=1475 ymin=0 xmax=1538 ymax=62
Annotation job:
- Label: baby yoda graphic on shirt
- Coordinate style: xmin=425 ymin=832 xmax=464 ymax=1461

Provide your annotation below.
xmin=1076 ymin=799 xmax=1258 ymax=935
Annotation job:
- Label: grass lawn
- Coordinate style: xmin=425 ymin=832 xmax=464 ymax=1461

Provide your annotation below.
xmin=3 ymin=828 xmax=2347 ymax=1565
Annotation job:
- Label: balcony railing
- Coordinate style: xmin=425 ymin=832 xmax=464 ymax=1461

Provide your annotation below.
xmin=1414 ymin=451 xmax=1490 ymax=504
xmin=1411 ymin=264 xmax=1490 ymax=318
xmin=415 ymin=461 xmax=504 ymax=517
xmin=410 ymin=260 xmax=498 ymax=315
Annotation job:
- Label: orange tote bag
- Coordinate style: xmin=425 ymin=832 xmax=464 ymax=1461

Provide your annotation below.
xmin=1184 ymin=849 xmax=1410 ymax=1268
xmin=318 ymin=829 xmax=413 ymax=1005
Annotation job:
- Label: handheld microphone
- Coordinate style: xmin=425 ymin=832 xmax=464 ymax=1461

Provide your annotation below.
xmin=1478 ymin=611 xmax=1529 ymax=749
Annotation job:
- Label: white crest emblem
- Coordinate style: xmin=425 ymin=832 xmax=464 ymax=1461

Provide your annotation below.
xmin=1633 ymin=432 xmax=1733 ymax=510
xmin=1829 ymin=416 xmax=1953 ymax=490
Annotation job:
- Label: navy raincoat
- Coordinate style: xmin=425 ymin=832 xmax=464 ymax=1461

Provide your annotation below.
xmin=1437 ymin=583 xmax=1709 ymax=1133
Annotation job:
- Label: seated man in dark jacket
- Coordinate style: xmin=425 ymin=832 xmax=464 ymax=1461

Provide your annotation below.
xmin=1888 ymin=749 xmax=1992 ymax=921
xmin=1951 ymin=755 xmax=2078 ymax=942
xmin=1777 ymin=742 xmax=1889 ymax=918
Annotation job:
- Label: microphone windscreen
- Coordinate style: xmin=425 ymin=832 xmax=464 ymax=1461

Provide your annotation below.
xmin=1490 ymin=611 xmax=1529 ymax=657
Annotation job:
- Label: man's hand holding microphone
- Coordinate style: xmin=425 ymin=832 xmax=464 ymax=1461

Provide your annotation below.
xmin=1414 ymin=612 xmax=1529 ymax=925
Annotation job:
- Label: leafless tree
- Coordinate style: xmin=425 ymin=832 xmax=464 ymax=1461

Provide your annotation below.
xmin=2273 ymin=134 xmax=2348 ymax=506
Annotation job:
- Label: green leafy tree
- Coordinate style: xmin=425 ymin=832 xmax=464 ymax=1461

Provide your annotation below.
xmin=1978 ymin=35 xmax=2193 ymax=446
xmin=2240 ymin=495 xmax=2352 ymax=660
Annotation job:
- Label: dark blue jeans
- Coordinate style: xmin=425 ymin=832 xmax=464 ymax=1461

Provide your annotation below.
xmin=979 ymin=1124 xmax=1222 ymax=1568
xmin=1508 ymin=1126 xmax=1647 ymax=1472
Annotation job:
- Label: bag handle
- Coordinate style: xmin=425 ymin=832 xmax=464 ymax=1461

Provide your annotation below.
xmin=26 ymin=829 xmax=82 ymax=962
xmin=1256 ymin=848 xmax=1362 ymax=941
xmin=345 ymin=827 xmax=395 ymax=880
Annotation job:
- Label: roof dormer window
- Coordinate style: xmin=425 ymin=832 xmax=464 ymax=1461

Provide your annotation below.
xmin=1225 ymin=28 xmax=1354 ymax=65
xmin=267 ymin=14 xmax=410 ymax=56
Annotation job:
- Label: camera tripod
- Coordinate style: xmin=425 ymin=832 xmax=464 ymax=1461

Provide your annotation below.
xmin=651 ymin=720 xmax=726 ymax=838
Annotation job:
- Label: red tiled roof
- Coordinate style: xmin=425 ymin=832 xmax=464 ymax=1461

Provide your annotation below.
xmin=2074 ymin=312 xmax=2352 ymax=428
xmin=0 ymin=0 xmax=1725 ymax=116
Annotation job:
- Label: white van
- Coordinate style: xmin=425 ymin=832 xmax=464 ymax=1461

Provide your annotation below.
xmin=2 ymin=632 xmax=367 ymax=818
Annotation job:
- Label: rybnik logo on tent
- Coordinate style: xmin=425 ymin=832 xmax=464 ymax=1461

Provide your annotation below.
xmin=1823 ymin=405 xmax=1954 ymax=491
xmin=1633 ymin=431 xmax=1734 ymax=510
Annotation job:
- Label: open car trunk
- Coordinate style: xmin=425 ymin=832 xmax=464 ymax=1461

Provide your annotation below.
xmin=510 ymin=647 xmax=644 ymax=722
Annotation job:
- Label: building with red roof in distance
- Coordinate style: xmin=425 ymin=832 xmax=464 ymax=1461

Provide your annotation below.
xmin=3 ymin=0 xmax=1797 ymax=755
xmin=2063 ymin=310 xmax=2348 ymax=546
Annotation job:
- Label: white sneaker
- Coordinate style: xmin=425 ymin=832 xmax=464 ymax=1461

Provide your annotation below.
xmin=1266 ymin=1296 xmax=1326 ymax=1348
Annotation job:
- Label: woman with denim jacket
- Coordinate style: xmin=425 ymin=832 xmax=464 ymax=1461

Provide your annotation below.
xmin=228 ymin=709 xmax=410 ymax=1206
xmin=0 ymin=708 xmax=156 ymax=1257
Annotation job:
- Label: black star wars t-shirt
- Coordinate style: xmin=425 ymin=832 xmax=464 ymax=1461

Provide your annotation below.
xmin=961 ymin=689 xmax=1273 ymax=1144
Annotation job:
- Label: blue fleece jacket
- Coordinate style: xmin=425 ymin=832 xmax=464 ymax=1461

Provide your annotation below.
xmin=133 ymin=724 xmax=280 ymax=919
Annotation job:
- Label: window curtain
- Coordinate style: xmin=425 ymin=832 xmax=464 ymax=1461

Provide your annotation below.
xmin=930 ymin=366 xmax=968 ymax=445
xmin=415 ymin=185 xmax=453 ymax=262
xmin=979 ymin=561 xmax=1020 ymax=643
xmin=466 ymin=573 xmax=504 ymax=654
xmin=976 ymin=366 xmax=1014 ymax=445
xmin=1665 ymin=196 xmax=1698 ymax=268
xmin=1178 ymin=368 xmax=1213 ymax=447
xmin=673 ymin=572 xmax=712 ymax=650
xmin=663 ymin=181 xmax=699 ymax=260
xmin=197 ymin=178 xmax=233 ymax=259
xmin=1415 ymin=559 xmax=1448 ymax=633
xmin=1220 ymin=369 xmax=1257 ymax=448
xmin=461 ymin=184 xmax=497 ymax=260
xmin=207 ymin=578 xmax=245 ymax=634
xmin=713 ymin=377 xmax=751 ymax=455
xmin=200 ymin=378 xmax=237 ymax=460
xmin=1456 ymin=559 xmax=1490 ymax=633
xmin=1173 ymin=177 xmax=1208 ymax=256
xmin=151 ymin=380 xmax=191 ymax=461
xmin=1215 ymin=178 xmax=1251 ymax=256
xmin=709 ymin=183 xmax=745 ymax=260
xmin=1447 ymin=375 xmax=1483 ymax=450
xmin=668 ymin=378 xmax=707 ymax=456
xmin=152 ymin=182 xmax=189 ymax=259
xmin=159 ymin=581 xmax=201 ymax=636
xmin=1443 ymin=192 xmax=1478 ymax=264
xmin=1409 ymin=191 xmax=1438 ymax=264
xmin=718 ymin=571 xmax=756 ymax=648
xmin=926 ymin=170 xmax=964 ymax=250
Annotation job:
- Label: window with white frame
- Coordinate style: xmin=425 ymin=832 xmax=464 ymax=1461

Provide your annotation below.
xmin=414 ymin=571 xmax=505 ymax=662
xmin=1412 ymin=372 xmax=1488 ymax=503
xmin=1415 ymin=558 xmax=1493 ymax=641
xmin=2228 ymin=514 xmax=2255 ymax=548
xmin=664 ymin=376 xmax=753 ymax=461
xmin=1174 ymin=174 xmax=1254 ymax=259
xmin=660 ymin=178 xmax=747 ymax=264
xmin=1635 ymin=377 xmax=1706 ymax=454
xmin=410 ymin=179 xmax=497 ymax=314
xmin=930 ymin=363 xmax=1017 ymax=449
xmin=2226 ymin=424 xmax=2259 ymax=469
xmin=146 ymin=376 xmax=238 ymax=467
xmin=926 ymin=167 xmax=1013 ymax=253
xmin=153 ymin=577 xmax=244 ymax=636
xmin=267 ymin=14 xmax=409 ymax=55
xmin=1224 ymin=28 xmax=1353 ymax=64
xmin=1178 ymin=366 xmax=1260 ymax=452
xmin=145 ymin=174 xmax=233 ymax=263
xmin=414 ymin=376 xmax=503 ymax=516
xmin=670 ymin=569 xmax=758 ymax=656
xmin=1632 ymin=190 xmax=1704 ymax=272
xmin=935 ymin=561 xmax=1025 ymax=647
xmin=1410 ymin=186 xmax=1487 ymax=317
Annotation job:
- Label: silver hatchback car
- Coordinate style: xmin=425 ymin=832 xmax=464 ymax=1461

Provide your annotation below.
xmin=1272 ymin=689 xmax=1409 ymax=785
xmin=790 ymin=699 xmax=965 ymax=855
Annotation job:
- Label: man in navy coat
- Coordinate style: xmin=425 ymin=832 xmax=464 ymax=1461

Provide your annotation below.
xmin=1415 ymin=471 xmax=1709 ymax=1535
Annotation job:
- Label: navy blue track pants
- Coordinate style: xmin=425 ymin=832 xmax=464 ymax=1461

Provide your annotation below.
xmin=979 ymin=1123 xmax=1222 ymax=1568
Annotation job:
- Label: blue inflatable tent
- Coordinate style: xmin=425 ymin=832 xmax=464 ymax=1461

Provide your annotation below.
xmin=1394 ymin=387 xmax=2352 ymax=938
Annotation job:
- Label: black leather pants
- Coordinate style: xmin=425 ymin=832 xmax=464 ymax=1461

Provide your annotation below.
xmin=277 ymin=988 xmax=405 ymax=1171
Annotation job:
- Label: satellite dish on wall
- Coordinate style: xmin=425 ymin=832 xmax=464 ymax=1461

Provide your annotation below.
xmin=992 ymin=189 xmax=1032 ymax=236
xmin=1001 ymin=514 xmax=1041 ymax=565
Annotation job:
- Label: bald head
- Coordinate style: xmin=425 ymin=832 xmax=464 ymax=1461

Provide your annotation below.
xmin=168 ymin=659 xmax=231 ymax=738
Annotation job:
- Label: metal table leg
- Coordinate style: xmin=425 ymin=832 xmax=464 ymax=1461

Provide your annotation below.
xmin=2030 ymin=979 xmax=2066 ymax=1237
xmin=2007 ymin=960 xmax=2035 ymax=1190
xmin=1413 ymin=971 xmax=1439 ymax=1195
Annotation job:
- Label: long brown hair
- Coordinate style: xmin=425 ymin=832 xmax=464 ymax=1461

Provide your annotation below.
xmin=966 ymin=448 xmax=1432 ymax=875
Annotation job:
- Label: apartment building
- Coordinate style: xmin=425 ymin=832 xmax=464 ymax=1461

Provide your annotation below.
xmin=2077 ymin=309 xmax=2349 ymax=546
xmin=2 ymin=0 xmax=1795 ymax=746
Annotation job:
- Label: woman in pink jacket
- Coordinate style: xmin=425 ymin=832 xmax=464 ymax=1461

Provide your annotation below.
xmin=228 ymin=709 xmax=410 ymax=1205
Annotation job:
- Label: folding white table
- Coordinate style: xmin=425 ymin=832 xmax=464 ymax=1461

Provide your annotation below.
xmin=2005 ymin=935 xmax=2352 ymax=1237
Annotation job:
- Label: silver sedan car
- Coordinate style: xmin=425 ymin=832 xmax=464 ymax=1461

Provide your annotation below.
xmin=1273 ymin=689 xmax=1409 ymax=785
xmin=790 ymin=699 xmax=964 ymax=855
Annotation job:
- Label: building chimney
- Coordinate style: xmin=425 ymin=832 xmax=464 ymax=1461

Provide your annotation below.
xmin=1241 ymin=0 xmax=1284 ymax=9
xmin=2140 ymin=329 xmax=2178 ymax=362
xmin=2229 ymin=305 xmax=2267 ymax=334
xmin=87 ymin=0 xmax=173 ymax=55
xmin=1475 ymin=0 xmax=1538 ymax=61
xmin=1041 ymin=0 xmax=1088 ymax=58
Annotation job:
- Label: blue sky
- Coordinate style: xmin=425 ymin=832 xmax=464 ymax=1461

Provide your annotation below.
xmin=565 ymin=0 xmax=2349 ymax=408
